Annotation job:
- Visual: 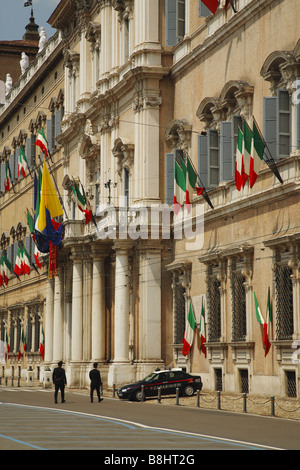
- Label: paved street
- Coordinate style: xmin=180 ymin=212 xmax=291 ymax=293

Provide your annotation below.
xmin=1 ymin=387 xmax=300 ymax=452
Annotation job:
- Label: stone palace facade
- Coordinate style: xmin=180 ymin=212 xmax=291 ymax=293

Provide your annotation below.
xmin=0 ymin=0 xmax=300 ymax=398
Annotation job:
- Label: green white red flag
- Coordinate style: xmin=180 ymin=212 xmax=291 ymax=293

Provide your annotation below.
xmin=35 ymin=128 xmax=49 ymax=158
xmin=39 ymin=326 xmax=45 ymax=361
xmin=70 ymin=179 xmax=93 ymax=225
xmin=5 ymin=161 xmax=11 ymax=192
xmin=5 ymin=332 xmax=10 ymax=359
xmin=250 ymin=118 xmax=265 ymax=188
xmin=199 ymin=296 xmax=206 ymax=357
xmin=254 ymin=291 xmax=272 ymax=356
xmin=186 ymin=156 xmax=197 ymax=209
xmin=182 ymin=302 xmax=196 ymax=356
xmin=18 ymin=147 xmax=28 ymax=178
xmin=174 ymin=159 xmax=186 ymax=214
xmin=265 ymin=287 xmax=272 ymax=356
xmin=0 ymin=254 xmax=11 ymax=286
xmin=235 ymin=127 xmax=244 ymax=191
xmin=18 ymin=326 xmax=27 ymax=361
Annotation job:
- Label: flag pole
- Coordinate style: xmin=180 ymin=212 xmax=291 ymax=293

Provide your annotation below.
xmin=252 ymin=116 xmax=283 ymax=185
xmin=186 ymin=151 xmax=214 ymax=210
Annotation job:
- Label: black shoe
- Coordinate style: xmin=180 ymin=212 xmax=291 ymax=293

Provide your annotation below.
xmin=55 ymin=401 xmax=58 ymax=404
xmin=62 ymin=400 xmax=65 ymax=403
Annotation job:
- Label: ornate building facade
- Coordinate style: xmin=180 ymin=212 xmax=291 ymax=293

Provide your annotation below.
xmin=0 ymin=0 xmax=299 ymax=398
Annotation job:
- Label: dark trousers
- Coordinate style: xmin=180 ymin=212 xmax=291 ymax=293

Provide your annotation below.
xmin=90 ymin=384 xmax=101 ymax=402
xmin=54 ymin=384 xmax=65 ymax=403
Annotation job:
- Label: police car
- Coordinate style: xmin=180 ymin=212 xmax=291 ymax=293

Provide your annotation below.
xmin=117 ymin=369 xmax=203 ymax=402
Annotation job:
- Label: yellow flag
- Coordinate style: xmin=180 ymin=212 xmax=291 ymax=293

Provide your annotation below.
xmin=37 ymin=162 xmax=63 ymax=232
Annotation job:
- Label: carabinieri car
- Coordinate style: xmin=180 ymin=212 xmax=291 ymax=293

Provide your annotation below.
xmin=117 ymin=369 xmax=203 ymax=401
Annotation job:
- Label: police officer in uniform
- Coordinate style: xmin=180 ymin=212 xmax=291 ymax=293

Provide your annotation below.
xmin=52 ymin=361 xmax=67 ymax=404
xmin=89 ymin=362 xmax=102 ymax=403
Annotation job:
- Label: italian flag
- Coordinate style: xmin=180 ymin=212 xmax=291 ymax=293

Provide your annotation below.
xmin=254 ymin=291 xmax=272 ymax=356
xmin=199 ymin=296 xmax=206 ymax=357
xmin=5 ymin=332 xmax=10 ymax=360
xmin=34 ymin=245 xmax=43 ymax=268
xmin=39 ymin=326 xmax=45 ymax=361
xmin=35 ymin=128 xmax=49 ymax=158
xmin=186 ymin=156 xmax=197 ymax=210
xmin=14 ymin=246 xmax=31 ymax=276
xmin=18 ymin=147 xmax=28 ymax=178
xmin=182 ymin=302 xmax=196 ymax=356
xmin=18 ymin=327 xmax=27 ymax=361
xmin=22 ymin=246 xmax=31 ymax=275
xmin=265 ymin=287 xmax=272 ymax=357
xmin=70 ymin=180 xmax=93 ymax=225
xmin=242 ymin=120 xmax=252 ymax=187
xmin=249 ymin=119 xmax=265 ymax=188
xmin=14 ymin=246 xmax=23 ymax=276
xmin=201 ymin=0 xmax=219 ymax=14
xmin=174 ymin=159 xmax=186 ymax=214
xmin=1 ymin=254 xmax=11 ymax=285
xmin=235 ymin=127 xmax=243 ymax=191
xmin=4 ymin=161 xmax=11 ymax=192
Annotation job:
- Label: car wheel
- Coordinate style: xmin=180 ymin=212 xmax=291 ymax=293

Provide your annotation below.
xmin=184 ymin=385 xmax=195 ymax=397
xmin=134 ymin=389 xmax=144 ymax=402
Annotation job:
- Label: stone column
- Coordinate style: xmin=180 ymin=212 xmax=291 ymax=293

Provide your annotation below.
xmin=138 ymin=242 xmax=163 ymax=372
xmin=108 ymin=242 xmax=134 ymax=386
xmin=53 ymin=268 xmax=64 ymax=362
xmin=114 ymin=245 xmax=130 ymax=362
xmin=71 ymin=249 xmax=83 ymax=362
xmin=91 ymin=250 xmax=106 ymax=361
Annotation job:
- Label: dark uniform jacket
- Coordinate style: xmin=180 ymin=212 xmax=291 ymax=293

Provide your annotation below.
xmin=89 ymin=368 xmax=102 ymax=386
xmin=52 ymin=367 xmax=67 ymax=386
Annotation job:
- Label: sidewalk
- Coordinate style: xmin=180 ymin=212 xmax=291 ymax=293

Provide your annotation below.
xmin=2 ymin=378 xmax=300 ymax=421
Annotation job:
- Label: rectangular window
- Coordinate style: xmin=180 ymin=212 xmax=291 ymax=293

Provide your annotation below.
xmin=231 ymin=271 xmax=246 ymax=342
xmin=275 ymin=264 xmax=294 ymax=340
xmin=165 ymin=0 xmax=186 ymax=46
xmin=263 ymin=89 xmax=290 ymax=160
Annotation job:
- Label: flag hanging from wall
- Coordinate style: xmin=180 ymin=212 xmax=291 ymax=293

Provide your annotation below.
xmin=174 ymin=159 xmax=186 ymax=214
xmin=199 ymin=296 xmax=207 ymax=357
xmin=254 ymin=291 xmax=272 ymax=356
xmin=250 ymin=118 xmax=265 ymax=188
xmin=18 ymin=326 xmax=27 ymax=361
xmin=5 ymin=332 xmax=10 ymax=360
xmin=39 ymin=326 xmax=45 ymax=361
xmin=201 ymin=0 xmax=219 ymax=14
xmin=35 ymin=128 xmax=49 ymax=159
xmin=4 ymin=161 xmax=11 ymax=192
xmin=0 ymin=253 xmax=11 ymax=286
xmin=182 ymin=302 xmax=196 ymax=356
xmin=70 ymin=179 xmax=93 ymax=225
xmin=18 ymin=146 xmax=28 ymax=178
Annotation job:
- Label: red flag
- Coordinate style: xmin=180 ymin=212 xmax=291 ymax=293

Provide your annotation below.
xmin=201 ymin=0 xmax=219 ymax=14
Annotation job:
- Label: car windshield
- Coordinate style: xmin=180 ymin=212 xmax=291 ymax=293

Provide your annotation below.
xmin=143 ymin=373 xmax=159 ymax=383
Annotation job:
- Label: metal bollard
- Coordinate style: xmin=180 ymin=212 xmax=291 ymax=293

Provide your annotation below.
xmin=157 ymin=387 xmax=161 ymax=403
xmin=141 ymin=385 xmax=145 ymax=402
xmin=271 ymin=396 xmax=275 ymax=416
xmin=176 ymin=387 xmax=179 ymax=405
xmin=196 ymin=389 xmax=201 ymax=407
xmin=112 ymin=383 xmax=115 ymax=397
xmin=243 ymin=393 xmax=247 ymax=413
xmin=217 ymin=390 xmax=221 ymax=410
